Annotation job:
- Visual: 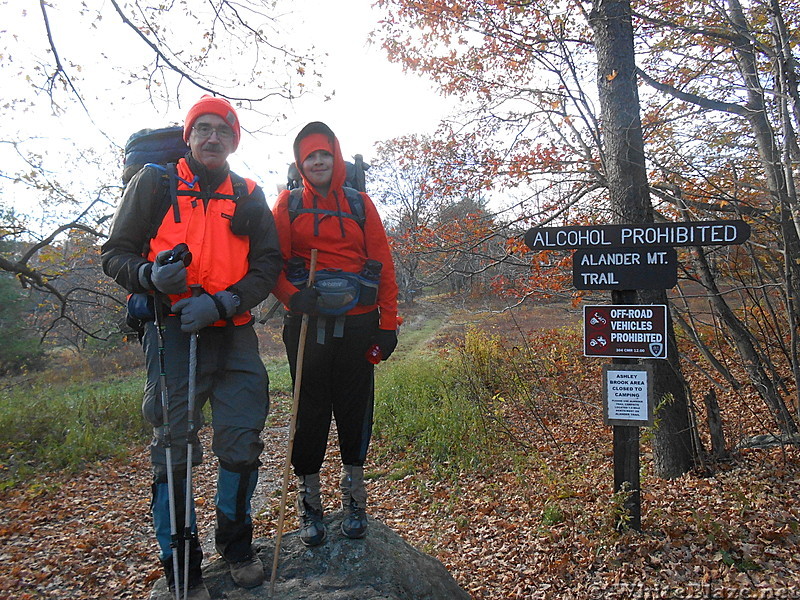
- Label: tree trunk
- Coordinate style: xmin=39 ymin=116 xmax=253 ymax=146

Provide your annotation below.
xmin=692 ymin=246 xmax=797 ymax=434
xmin=589 ymin=0 xmax=695 ymax=478
xmin=703 ymin=388 xmax=729 ymax=460
xmin=728 ymin=0 xmax=800 ymax=419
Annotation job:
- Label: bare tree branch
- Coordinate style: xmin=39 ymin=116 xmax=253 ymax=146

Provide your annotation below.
xmin=108 ymin=0 xmax=297 ymax=103
xmin=636 ymin=67 xmax=751 ymax=116
xmin=38 ymin=0 xmax=90 ymax=115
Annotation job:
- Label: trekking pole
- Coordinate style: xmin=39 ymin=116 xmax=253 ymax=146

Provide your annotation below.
xmin=183 ymin=284 xmax=203 ymax=600
xmin=153 ymin=243 xmax=192 ymax=600
xmin=269 ymin=249 xmax=318 ymax=598
xmin=154 ymin=295 xmax=182 ymax=600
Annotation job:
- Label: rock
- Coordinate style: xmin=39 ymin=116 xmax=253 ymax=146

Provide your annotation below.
xmin=737 ymin=432 xmax=800 ymax=449
xmin=150 ymin=513 xmax=471 ymax=600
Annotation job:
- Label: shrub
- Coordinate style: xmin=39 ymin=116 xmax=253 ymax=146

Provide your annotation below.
xmin=0 ymin=375 xmax=149 ymax=487
xmin=373 ymin=350 xmax=500 ymax=471
xmin=0 ymin=274 xmax=45 ymax=375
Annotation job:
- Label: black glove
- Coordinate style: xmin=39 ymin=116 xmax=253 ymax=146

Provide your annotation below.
xmin=171 ymin=291 xmax=235 ymax=332
xmin=149 ymin=249 xmax=188 ymax=295
xmin=289 ymin=286 xmax=320 ymax=314
xmin=373 ymin=329 xmax=398 ymax=360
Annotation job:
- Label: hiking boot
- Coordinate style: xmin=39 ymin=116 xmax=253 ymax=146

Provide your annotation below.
xmin=340 ymin=465 xmax=368 ymax=539
xmin=228 ymin=554 xmax=264 ymax=588
xmin=297 ymin=473 xmax=326 ymax=546
xmin=341 ymin=498 xmax=368 ymax=539
xmin=298 ymin=500 xmax=327 ymax=546
xmin=160 ymin=538 xmax=205 ymax=600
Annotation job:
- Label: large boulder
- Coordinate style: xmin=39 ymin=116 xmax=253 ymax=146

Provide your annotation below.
xmin=150 ymin=513 xmax=471 ymax=599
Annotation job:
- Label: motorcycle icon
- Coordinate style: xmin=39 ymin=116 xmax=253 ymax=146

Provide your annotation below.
xmin=589 ymin=336 xmax=608 ymax=347
xmin=589 ymin=312 xmax=607 ymax=326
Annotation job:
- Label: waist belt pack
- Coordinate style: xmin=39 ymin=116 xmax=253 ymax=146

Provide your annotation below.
xmin=288 ymin=262 xmax=381 ymax=343
xmin=314 ymin=270 xmax=371 ymax=316
xmin=288 ymin=264 xmax=380 ymax=317
xmin=125 ymin=292 xmax=156 ymax=337
xmin=312 ymin=269 xmax=380 ymax=343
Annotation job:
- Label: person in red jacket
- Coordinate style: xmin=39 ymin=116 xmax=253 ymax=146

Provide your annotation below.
xmin=272 ymin=121 xmax=399 ymax=546
xmin=102 ymin=96 xmax=282 ymax=599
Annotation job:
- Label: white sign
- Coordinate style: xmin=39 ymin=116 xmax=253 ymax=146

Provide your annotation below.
xmin=603 ymin=364 xmax=654 ymax=426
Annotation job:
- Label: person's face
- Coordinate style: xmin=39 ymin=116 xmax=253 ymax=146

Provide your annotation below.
xmin=302 ymin=150 xmax=334 ymax=191
xmin=188 ymin=114 xmax=235 ymax=170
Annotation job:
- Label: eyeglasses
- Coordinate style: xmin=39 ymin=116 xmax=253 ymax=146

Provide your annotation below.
xmin=192 ymin=124 xmax=235 ymax=141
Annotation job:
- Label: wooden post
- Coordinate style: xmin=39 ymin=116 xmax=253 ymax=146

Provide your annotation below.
xmin=703 ymin=387 xmax=729 ymax=460
xmin=611 ymin=289 xmax=641 ymax=531
xmin=613 ymin=424 xmax=641 ymax=530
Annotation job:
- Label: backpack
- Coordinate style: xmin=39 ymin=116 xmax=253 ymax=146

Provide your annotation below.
xmin=286 ymin=154 xmax=370 ymax=229
xmin=123 ymin=126 xmax=189 ymax=185
xmin=288 ymin=187 xmax=366 ymax=230
xmin=122 ymin=126 xmax=250 ymax=234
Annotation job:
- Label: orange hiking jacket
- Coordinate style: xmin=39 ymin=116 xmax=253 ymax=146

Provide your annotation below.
xmin=271 ymin=125 xmax=398 ymax=330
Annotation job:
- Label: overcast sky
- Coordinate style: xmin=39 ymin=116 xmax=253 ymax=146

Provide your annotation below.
xmin=236 ymin=0 xmax=454 ymax=187
xmin=1 ymin=0 xmax=454 ymax=213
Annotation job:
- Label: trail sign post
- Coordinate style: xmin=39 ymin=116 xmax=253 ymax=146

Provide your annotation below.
xmin=524 ymin=220 xmax=750 ymax=250
xmin=523 ymin=219 xmax=751 ymax=533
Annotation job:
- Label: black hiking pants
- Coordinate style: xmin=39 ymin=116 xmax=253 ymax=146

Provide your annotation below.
xmin=282 ymin=310 xmax=378 ymax=475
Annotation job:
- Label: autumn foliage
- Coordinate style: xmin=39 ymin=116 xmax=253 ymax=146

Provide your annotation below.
xmin=373 ymin=0 xmax=800 ymax=444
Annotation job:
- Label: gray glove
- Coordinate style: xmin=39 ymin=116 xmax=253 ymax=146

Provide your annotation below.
xmin=149 ymin=249 xmax=188 ymax=295
xmin=172 ymin=291 xmax=237 ymax=332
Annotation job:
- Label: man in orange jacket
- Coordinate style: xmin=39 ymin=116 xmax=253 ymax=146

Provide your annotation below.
xmin=102 ymin=96 xmax=282 ymax=598
xmin=271 ymin=121 xmax=399 ymax=546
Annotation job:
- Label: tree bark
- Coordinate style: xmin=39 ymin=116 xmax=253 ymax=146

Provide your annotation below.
xmin=589 ymin=0 xmax=695 ymax=478
xmin=703 ymin=388 xmax=729 ymax=460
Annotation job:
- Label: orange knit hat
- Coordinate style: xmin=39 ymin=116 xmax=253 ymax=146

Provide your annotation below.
xmin=183 ymin=95 xmax=241 ymax=150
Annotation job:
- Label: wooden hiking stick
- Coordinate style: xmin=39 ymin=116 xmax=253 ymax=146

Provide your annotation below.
xmin=269 ymin=249 xmax=318 ymax=597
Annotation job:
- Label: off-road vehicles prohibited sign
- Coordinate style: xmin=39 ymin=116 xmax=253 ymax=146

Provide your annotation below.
xmin=583 ymin=305 xmax=668 ymax=359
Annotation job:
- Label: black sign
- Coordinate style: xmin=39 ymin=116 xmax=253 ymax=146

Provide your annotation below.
xmin=573 ymin=247 xmax=677 ymax=290
xmin=525 ymin=220 xmax=750 ymax=250
xmin=584 ymin=305 xmax=668 ymax=359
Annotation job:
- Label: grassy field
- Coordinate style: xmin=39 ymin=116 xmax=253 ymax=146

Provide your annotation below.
xmin=1 ymin=299 xmax=799 ymax=599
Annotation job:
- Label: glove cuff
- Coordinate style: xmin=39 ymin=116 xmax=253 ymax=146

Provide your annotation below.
xmin=207 ymin=292 xmax=228 ymax=321
xmin=215 ymin=290 xmax=240 ymax=319
xmin=138 ymin=262 xmax=154 ymax=291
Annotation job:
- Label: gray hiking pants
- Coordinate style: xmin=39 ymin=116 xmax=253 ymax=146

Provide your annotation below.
xmin=141 ymin=316 xmax=269 ymax=477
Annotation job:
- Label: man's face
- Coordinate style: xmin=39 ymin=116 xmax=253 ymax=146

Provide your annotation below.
xmin=188 ymin=113 xmax=235 ymax=170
